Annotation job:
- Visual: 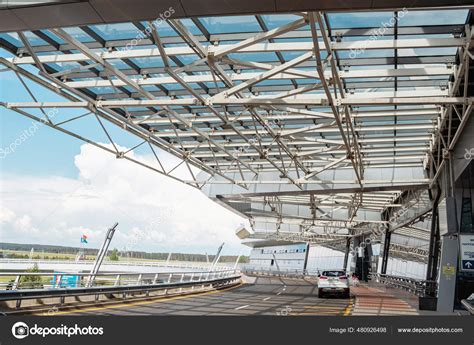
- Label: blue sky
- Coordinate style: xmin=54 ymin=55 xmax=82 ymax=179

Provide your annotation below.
xmin=1 ymin=56 xmax=80 ymax=178
xmin=1 ymin=48 xmax=153 ymax=178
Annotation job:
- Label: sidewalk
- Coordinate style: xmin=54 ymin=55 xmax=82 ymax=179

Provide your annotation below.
xmin=350 ymin=283 xmax=422 ymax=315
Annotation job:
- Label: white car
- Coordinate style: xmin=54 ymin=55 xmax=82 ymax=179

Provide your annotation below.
xmin=317 ymin=270 xmax=350 ymax=298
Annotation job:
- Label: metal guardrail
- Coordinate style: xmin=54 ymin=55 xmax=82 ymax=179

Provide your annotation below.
xmin=241 ymin=267 xmax=320 ymax=279
xmin=370 ymin=273 xmax=437 ymax=297
xmin=0 ymin=258 xmax=232 ymax=270
xmin=0 ymin=269 xmax=241 ymax=309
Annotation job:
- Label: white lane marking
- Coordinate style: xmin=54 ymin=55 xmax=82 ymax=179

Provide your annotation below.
xmin=263 ymin=297 xmax=271 ymax=301
xmin=235 ymin=304 xmax=250 ymax=310
xmin=276 ymin=292 xmax=282 ymax=295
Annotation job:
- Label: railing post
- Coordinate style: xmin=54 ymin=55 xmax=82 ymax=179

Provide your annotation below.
xmin=114 ymin=274 xmax=121 ymax=287
xmin=137 ymin=274 xmax=142 ymax=285
xmin=86 ymin=274 xmax=94 ymax=288
xmin=180 ymin=274 xmax=184 ymax=283
xmin=12 ymin=275 xmax=21 ymax=290
xmin=153 ymin=274 xmax=158 ymax=285
xmin=168 ymin=274 xmax=173 ymax=283
xmin=189 ymin=273 xmax=194 ymax=282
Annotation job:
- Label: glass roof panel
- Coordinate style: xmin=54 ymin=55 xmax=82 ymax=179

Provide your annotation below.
xmin=180 ymin=19 xmax=205 ymax=36
xmin=63 ymin=27 xmax=95 ymax=43
xmin=328 ymin=12 xmax=395 ymax=29
xmin=131 ymin=57 xmax=165 ymax=68
xmin=0 ymin=33 xmax=22 ymax=47
xmin=259 ymin=14 xmax=302 ymax=30
xmin=91 ymin=23 xmax=142 ymax=40
xmin=1 ymin=32 xmax=47 ymax=47
xmin=200 ymin=16 xmax=262 ymax=33
xmin=140 ymin=21 xmax=179 ymax=37
xmin=398 ymin=9 xmax=469 ymax=26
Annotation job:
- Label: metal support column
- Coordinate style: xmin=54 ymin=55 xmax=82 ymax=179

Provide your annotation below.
xmin=343 ymin=238 xmax=351 ymax=271
xmin=426 ymin=187 xmax=442 ymax=285
xmin=381 ymin=229 xmax=392 ymax=275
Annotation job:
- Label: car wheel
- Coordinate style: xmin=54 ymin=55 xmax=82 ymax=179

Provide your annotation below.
xmin=317 ymin=289 xmax=324 ymax=298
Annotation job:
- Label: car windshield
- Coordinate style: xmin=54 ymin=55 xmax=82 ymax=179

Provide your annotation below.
xmin=322 ymin=271 xmax=345 ymax=277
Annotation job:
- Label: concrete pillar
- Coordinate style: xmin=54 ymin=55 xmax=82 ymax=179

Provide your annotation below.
xmin=437 ymin=234 xmax=459 ymax=312
xmin=437 ymin=197 xmax=459 ymax=313
xmin=381 ymin=230 xmax=391 ymax=274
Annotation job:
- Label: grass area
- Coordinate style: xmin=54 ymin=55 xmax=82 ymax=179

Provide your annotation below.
xmin=0 ymin=276 xmax=16 ymax=283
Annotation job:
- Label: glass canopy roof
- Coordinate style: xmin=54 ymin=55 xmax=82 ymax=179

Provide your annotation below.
xmin=1 ymin=8 xmax=471 ymax=261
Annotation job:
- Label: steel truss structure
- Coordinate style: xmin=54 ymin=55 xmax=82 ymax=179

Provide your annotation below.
xmin=1 ymin=5 xmax=473 ymax=263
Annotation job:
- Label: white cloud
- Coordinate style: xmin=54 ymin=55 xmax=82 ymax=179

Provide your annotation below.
xmin=0 ymin=143 xmax=249 ymax=255
xmin=0 ymin=207 xmax=15 ymax=223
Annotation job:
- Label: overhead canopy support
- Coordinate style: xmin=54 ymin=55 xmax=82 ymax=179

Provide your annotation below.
xmin=0 ymin=0 xmax=472 ymax=33
xmin=217 ymin=183 xmax=430 ymax=199
xmin=1 ymin=5 xmax=472 ymax=265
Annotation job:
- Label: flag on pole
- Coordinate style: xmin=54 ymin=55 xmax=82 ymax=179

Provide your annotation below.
xmin=80 ymin=234 xmax=88 ymax=244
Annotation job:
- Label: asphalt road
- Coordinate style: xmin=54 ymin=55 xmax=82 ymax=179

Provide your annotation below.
xmin=54 ymin=276 xmax=353 ymax=316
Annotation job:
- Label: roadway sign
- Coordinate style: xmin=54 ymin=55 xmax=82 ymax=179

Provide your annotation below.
xmin=459 ymin=234 xmax=474 ymax=272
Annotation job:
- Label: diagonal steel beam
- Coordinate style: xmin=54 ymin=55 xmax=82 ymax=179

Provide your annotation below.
xmin=165 ymin=18 xmax=314 ymax=184
xmin=212 ymin=17 xmax=308 ymax=58
xmin=212 ymin=52 xmax=313 ymax=99
xmin=316 ymin=12 xmax=364 ymax=183
xmin=51 ymin=28 xmax=259 ymax=184
xmin=151 ymin=21 xmax=303 ymax=183
xmin=0 ymin=59 xmax=236 ymax=187
xmin=308 ymin=12 xmax=363 ymax=186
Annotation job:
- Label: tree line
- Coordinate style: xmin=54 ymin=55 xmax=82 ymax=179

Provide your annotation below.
xmin=0 ymin=242 xmax=248 ymax=263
